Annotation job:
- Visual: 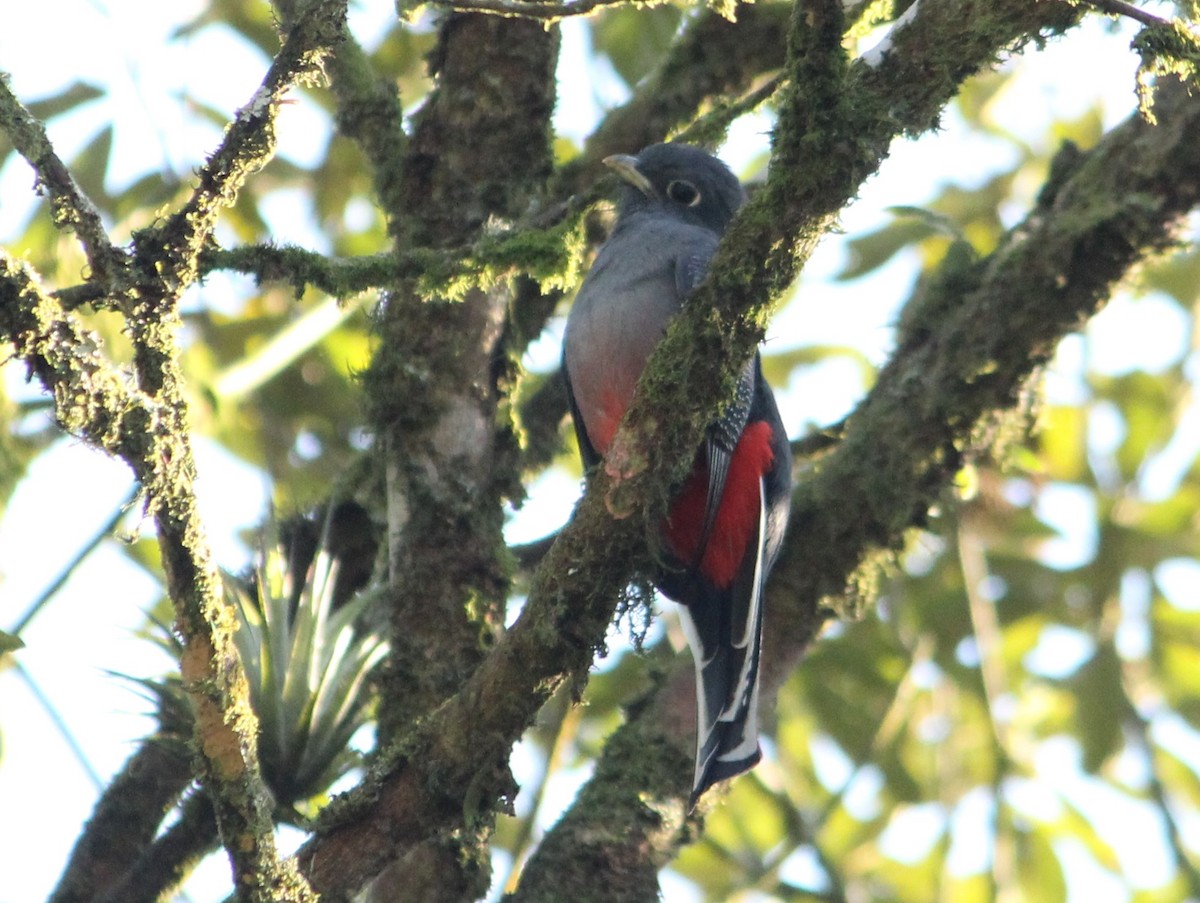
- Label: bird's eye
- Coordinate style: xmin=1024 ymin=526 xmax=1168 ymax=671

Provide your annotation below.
xmin=667 ymin=180 xmax=701 ymax=207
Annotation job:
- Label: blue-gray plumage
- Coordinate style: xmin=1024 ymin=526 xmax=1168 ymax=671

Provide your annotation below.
xmin=562 ymin=143 xmax=792 ymax=807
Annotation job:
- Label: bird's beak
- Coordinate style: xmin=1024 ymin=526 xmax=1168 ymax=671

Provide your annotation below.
xmin=603 ymin=154 xmax=655 ymax=198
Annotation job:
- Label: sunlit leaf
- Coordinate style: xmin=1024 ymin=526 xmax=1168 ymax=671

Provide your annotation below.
xmin=1052 ymin=796 xmax=1121 ymax=872
xmin=1015 ymin=825 xmax=1067 ymax=903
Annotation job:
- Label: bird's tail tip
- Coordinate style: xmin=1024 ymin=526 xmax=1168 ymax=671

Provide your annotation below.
xmin=689 ymin=742 xmax=763 ymax=810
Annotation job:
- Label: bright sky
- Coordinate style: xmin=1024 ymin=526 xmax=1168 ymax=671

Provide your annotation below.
xmin=1 ymin=3 xmax=1195 ymax=902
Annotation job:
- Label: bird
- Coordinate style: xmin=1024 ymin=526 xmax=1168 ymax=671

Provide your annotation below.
xmin=562 ymin=142 xmax=792 ymax=807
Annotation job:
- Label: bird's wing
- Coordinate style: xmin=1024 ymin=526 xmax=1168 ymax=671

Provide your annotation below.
xmin=675 ymin=248 xmax=756 ymax=565
xmin=561 ymin=358 xmax=601 ymax=471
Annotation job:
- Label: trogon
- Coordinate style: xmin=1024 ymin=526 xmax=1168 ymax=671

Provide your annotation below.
xmin=562 ymin=143 xmax=792 ymax=807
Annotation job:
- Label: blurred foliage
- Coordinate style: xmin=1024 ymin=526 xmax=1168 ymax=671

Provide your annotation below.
xmin=2 ymin=2 xmax=1199 ymax=902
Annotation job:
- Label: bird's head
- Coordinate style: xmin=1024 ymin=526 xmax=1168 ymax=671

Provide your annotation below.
xmin=604 ymin=143 xmax=745 ymax=235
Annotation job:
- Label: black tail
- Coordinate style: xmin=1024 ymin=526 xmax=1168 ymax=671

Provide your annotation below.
xmin=678 ymin=478 xmax=768 ymax=808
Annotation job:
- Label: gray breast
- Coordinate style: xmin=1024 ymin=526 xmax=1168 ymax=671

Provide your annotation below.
xmin=564 ymin=216 xmax=719 ymax=450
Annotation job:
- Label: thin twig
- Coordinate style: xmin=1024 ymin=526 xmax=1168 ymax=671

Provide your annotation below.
xmin=427 ymin=0 xmax=665 ymax=22
xmin=12 ymin=661 xmax=104 ymax=790
xmin=1081 ymin=0 xmax=1170 ymax=28
xmin=10 ymin=484 xmax=139 ymax=635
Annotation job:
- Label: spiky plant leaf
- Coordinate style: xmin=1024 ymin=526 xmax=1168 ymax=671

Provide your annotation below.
xmin=129 ymin=534 xmax=386 ymax=816
xmin=229 ymin=544 xmax=387 ymax=809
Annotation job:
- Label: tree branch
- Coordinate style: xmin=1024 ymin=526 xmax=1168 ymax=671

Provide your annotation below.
xmin=0 ymin=76 xmax=130 ymax=289
xmin=199 ymin=244 xmax=398 ymax=296
xmin=130 ymin=3 xmax=345 ymax=302
xmin=0 ymin=254 xmax=148 ymax=454
xmin=1082 ymin=0 xmax=1169 ymax=28
xmin=323 ymin=23 xmax=409 ymax=232
xmin=106 ymin=7 xmax=350 ymax=899
xmin=426 ymin=0 xmax=665 ymax=22
xmin=297 ymin=452 xmax=646 ymax=895
xmin=346 ymin=11 xmax=562 ymax=902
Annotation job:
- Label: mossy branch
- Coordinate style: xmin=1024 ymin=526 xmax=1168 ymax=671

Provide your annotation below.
xmin=200 ymin=245 xmax=400 ymax=296
xmin=0 ymin=75 xmax=129 ymax=289
xmin=1131 ymin=15 xmax=1200 ymax=121
xmin=197 ymin=208 xmax=588 ymax=301
xmin=324 ymin=24 xmax=409 ymax=233
xmin=0 ymin=254 xmax=149 ymax=452
xmin=336 ymin=12 xmax=562 ymax=902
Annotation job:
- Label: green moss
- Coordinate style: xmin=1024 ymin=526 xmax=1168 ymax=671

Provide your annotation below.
xmin=412 ymin=216 xmax=589 ymax=302
xmin=838 ymin=546 xmax=898 ymax=620
xmin=1133 ymin=19 xmax=1200 ymax=123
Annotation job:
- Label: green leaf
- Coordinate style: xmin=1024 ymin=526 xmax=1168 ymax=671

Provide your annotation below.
xmin=69 ymin=125 xmax=114 ymax=210
xmin=26 ymin=81 xmax=105 ymax=121
xmin=0 ymin=629 xmax=24 ymax=656
xmin=1151 ymin=744 xmax=1200 ymax=810
xmin=837 ymin=217 xmax=940 ymax=281
xmin=954 ymin=69 xmax=1015 ymax=134
xmin=1088 ymin=370 xmax=1181 ymax=482
xmin=885 ymin=206 xmax=966 ymax=241
xmin=760 ymin=344 xmax=877 ymax=390
xmin=1016 ymin=825 xmax=1067 ymax=903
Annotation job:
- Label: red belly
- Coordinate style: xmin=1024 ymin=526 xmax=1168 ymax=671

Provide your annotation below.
xmin=661 ymin=420 xmax=775 ymax=589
